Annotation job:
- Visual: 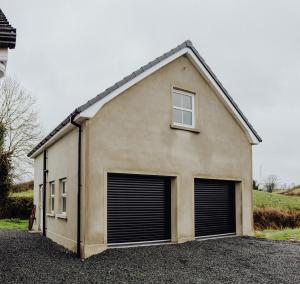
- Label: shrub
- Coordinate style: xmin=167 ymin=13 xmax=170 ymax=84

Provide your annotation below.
xmin=1 ymin=196 xmax=33 ymax=219
xmin=0 ymin=123 xmax=12 ymax=217
xmin=0 ymin=151 xmax=12 ymax=212
xmin=254 ymin=207 xmax=300 ymax=230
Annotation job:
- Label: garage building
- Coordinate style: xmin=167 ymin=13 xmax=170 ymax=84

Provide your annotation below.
xmin=29 ymin=40 xmax=262 ymax=259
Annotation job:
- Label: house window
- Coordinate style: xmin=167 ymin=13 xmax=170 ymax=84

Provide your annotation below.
xmin=50 ymin=182 xmax=55 ymax=213
xmin=60 ymin=179 xmax=67 ymax=214
xmin=172 ymin=89 xmax=195 ymax=128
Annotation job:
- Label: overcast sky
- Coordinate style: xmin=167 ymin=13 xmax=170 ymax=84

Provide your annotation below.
xmin=2 ymin=1 xmax=300 ymax=185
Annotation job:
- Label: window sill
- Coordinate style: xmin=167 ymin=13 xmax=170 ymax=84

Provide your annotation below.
xmin=56 ymin=214 xmax=67 ymax=220
xmin=46 ymin=213 xmax=55 ymax=218
xmin=170 ymin=124 xmax=200 ymax=133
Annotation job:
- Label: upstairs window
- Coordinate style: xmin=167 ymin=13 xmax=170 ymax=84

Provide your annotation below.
xmin=172 ymin=89 xmax=195 ymax=128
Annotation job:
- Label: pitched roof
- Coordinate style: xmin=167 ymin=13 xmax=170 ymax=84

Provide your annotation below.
xmin=28 ymin=40 xmax=262 ymax=157
xmin=0 ymin=9 xmax=16 ymax=49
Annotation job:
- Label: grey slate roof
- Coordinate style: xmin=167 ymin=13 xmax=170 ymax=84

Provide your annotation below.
xmin=0 ymin=9 xmax=16 ymax=49
xmin=28 ymin=40 xmax=262 ymax=157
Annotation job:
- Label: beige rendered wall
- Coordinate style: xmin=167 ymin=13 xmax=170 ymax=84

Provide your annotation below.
xmin=33 ymin=127 xmax=86 ymax=253
xmin=84 ymin=55 xmax=254 ymax=257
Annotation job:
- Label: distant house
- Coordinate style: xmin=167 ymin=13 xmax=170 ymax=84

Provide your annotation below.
xmin=0 ymin=9 xmax=16 ymax=78
xmin=29 ymin=41 xmax=262 ymax=259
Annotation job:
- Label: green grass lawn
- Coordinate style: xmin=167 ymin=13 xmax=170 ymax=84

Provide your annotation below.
xmin=253 ymin=190 xmax=300 ymax=211
xmin=10 ymin=190 xmax=33 ymax=198
xmin=255 ymin=228 xmax=300 ymax=241
xmin=0 ymin=219 xmax=28 ymax=230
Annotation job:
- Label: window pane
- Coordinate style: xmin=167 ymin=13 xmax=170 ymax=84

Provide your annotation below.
xmin=62 ymin=197 xmax=66 ymax=213
xmin=51 ymin=198 xmax=54 ymax=211
xmin=172 ymin=92 xmax=182 ymax=107
xmin=183 ymin=111 xmax=192 ymax=125
xmin=62 ymin=181 xmax=66 ymax=194
xmin=182 ymin=95 xmax=192 ymax=109
xmin=51 ymin=184 xmax=55 ymax=195
xmin=173 ymin=108 xmax=182 ymax=123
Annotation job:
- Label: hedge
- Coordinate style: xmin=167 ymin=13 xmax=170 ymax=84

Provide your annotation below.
xmin=0 ymin=196 xmax=33 ymax=219
xmin=254 ymin=207 xmax=300 ymax=230
xmin=12 ymin=180 xmax=34 ymax=193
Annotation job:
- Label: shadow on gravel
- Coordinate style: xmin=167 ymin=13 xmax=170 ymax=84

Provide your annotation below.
xmin=0 ymin=230 xmax=299 ymax=283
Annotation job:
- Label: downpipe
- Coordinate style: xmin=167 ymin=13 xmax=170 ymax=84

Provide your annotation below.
xmin=71 ymin=115 xmax=82 ymax=259
xmin=42 ymin=150 xmax=47 ymax=236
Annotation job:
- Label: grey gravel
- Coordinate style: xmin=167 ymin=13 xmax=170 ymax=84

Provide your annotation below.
xmin=0 ymin=230 xmax=299 ymax=283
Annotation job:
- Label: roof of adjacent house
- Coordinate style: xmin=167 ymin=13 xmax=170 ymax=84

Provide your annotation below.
xmin=28 ymin=40 xmax=262 ymax=157
xmin=0 ymin=9 xmax=16 ymax=49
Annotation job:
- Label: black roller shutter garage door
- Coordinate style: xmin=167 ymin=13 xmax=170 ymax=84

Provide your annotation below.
xmin=194 ymin=179 xmax=236 ymax=237
xmin=107 ymin=173 xmax=171 ymax=244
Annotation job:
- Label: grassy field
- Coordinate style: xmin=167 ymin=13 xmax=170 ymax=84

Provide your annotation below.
xmin=253 ymin=190 xmax=300 ymax=241
xmin=0 ymin=219 xmax=28 ymax=230
xmin=255 ymin=228 xmax=300 ymax=241
xmin=10 ymin=190 xmax=33 ymax=198
xmin=253 ymin=190 xmax=300 ymax=211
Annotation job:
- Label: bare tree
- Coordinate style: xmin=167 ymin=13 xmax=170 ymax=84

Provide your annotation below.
xmin=0 ymin=77 xmax=42 ymax=181
xmin=264 ymin=175 xmax=279 ymax=193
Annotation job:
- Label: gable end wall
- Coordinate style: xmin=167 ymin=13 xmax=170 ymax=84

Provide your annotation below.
xmin=84 ymin=55 xmax=253 ymax=255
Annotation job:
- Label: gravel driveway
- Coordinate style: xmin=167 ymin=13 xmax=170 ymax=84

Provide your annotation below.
xmin=0 ymin=230 xmax=299 ymax=283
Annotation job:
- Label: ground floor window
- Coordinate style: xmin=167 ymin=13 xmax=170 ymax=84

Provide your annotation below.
xmin=60 ymin=179 xmax=67 ymax=214
xmin=50 ymin=181 xmax=55 ymax=213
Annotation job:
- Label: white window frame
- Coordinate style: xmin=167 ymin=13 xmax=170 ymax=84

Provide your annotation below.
xmin=50 ymin=181 xmax=55 ymax=213
xmin=60 ymin=179 xmax=67 ymax=215
xmin=172 ymin=89 xmax=195 ymax=128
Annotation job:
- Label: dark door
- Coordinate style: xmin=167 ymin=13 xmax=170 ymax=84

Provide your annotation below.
xmin=194 ymin=179 xmax=236 ymax=237
xmin=107 ymin=173 xmax=171 ymax=244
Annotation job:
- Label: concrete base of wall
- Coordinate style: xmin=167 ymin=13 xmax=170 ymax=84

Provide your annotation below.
xmin=245 ymin=230 xmax=254 ymax=237
xmin=82 ymin=243 xmax=107 ymax=259
xmin=177 ymin=237 xmax=195 ymax=243
xmin=36 ymin=228 xmax=107 ymax=259
xmin=47 ymin=230 xmax=77 ymax=253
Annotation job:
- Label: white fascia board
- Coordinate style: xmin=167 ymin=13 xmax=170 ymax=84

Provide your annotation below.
xmin=29 ymin=122 xmax=75 ymax=158
xmin=185 ymin=50 xmax=260 ymax=145
xmin=78 ymin=47 xmax=259 ymax=145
